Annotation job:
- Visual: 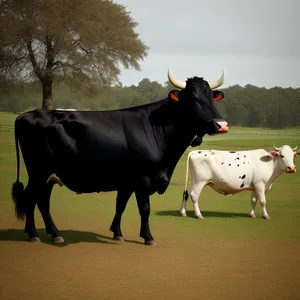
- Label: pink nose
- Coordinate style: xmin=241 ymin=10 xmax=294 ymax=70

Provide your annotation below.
xmin=287 ymin=166 xmax=296 ymax=173
xmin=217 ymin=121 xmax=228 ymax=133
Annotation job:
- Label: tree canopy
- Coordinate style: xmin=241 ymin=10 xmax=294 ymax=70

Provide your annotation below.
xmin=0 ymin=0 xmax=148 ymax=109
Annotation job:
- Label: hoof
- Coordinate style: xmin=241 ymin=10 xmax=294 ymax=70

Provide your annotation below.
xmin=248 ymin=213 xmax=256 ymax=218
xmin=263 ymin=215 xmax=271 ymax=220
xmin=180 ymin=212 xmax=187 ymax=217
xmin=145 ymin=240 xmax=156 ymax=246
xmin=196 ymin=215 xmax=204 ymax=220
xmin=113 ymin=236 xmax=125 ymax=242
xmin=29 ymin=237 xmax=41 ymax=242
xmin=52 ymin=236 xmax=65 ymax=243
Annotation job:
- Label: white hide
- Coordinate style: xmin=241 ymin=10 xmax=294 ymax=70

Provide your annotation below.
xmin=180 ymin=145 xmax=297 ymax=220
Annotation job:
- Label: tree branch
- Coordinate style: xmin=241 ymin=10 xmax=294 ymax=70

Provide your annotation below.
xmin=55 ymin=61 xmax=87 ymax=77
xmin=26 ymin=39 xmax=44 ymax=82
xmin=45 ymin=35 xmax=54 ymax=79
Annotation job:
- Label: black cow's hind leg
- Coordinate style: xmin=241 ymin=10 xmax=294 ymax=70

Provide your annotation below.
xmin=23 ymin=182 xmax=40 ymax=242
xmin=36 ymin=182 xmax=64 ymax=243
xmin=135 ymin=188 xmax=155 ymax=246
xmin=110 ymin=189 xmax=133 ymax=242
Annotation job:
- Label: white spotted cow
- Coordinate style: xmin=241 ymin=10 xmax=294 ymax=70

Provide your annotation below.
xmin=180 ymin=145 xmax=297 ymax=220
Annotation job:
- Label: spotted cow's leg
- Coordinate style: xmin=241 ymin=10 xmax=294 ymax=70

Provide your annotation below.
xmin=179 ymin=189 xmax=189 ymax=217
xmin=110 ymin=189 xmax=133 ymax=242
xmin=254 ymin=183 xmax=270 ymax=220
xmin=249 ymin=190 xmax=257 ymax=218
xmin=190 ymin=182 xmax=206 ymax=219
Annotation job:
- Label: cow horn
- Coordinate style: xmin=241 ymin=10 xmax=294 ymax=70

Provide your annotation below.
xmin=209 ymin=69 xmax=226 ymax=89
xmin=273 ymin=145 xmax=281 ymax=151
xmin=168 ymin=66 xmax=186 ymax=89
xmin=292 ymin=146 xmax=298 ymax=151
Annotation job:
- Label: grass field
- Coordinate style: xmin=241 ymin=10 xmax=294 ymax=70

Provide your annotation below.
xmin=0 ymin=111 xmax=300 ymax=300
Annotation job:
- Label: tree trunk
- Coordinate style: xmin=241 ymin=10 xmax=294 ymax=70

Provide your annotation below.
xmin=42 ymin=78 xmax=53 ymax=110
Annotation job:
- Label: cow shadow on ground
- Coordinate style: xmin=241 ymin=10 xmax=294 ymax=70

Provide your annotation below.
xmin=0 ymin=229 xmax=144 ymax=247
xmin=156 ymin=210 xmax=248 ymax=218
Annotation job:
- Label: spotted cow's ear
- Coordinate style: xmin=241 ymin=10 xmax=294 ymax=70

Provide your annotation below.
xmin=168 ymin=90 xmax=180 ymax=102
xmin=212 ymin=90 xmax=224 ymax=102
xmin=271 ymin=151 xmax=278 ymax=157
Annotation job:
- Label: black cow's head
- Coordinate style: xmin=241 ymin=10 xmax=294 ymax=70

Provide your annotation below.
xmin=167 ymin=67 xmax=228 ymax=136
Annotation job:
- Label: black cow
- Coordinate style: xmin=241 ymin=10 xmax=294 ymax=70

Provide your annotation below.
xmin=11 ymin=67 xmax=228 ymax=245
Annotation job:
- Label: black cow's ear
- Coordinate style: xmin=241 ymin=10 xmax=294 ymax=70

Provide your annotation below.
xmin=212 ymin=90 xmax=224 ymax=102
xmin=168 ymin=90 xmax=180 ymax=102
xmin=190 ymin=136 xmax=202 ymax=147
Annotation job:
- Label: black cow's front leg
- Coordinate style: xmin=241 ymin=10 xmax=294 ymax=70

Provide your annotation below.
xmin=110 ymin=189 xmax=133 ymax=242
xmin=135 ymin=186 xmax=155 ymax=246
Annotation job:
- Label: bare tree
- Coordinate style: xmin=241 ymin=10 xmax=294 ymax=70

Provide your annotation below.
xmin=0 ymin=0 xmax=148 ymax=110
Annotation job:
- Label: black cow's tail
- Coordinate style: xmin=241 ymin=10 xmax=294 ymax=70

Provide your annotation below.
xmin=182 ymin=152 xmax=191 ymax=202
xmin=11 ymin=120 xmax=25 ymax=220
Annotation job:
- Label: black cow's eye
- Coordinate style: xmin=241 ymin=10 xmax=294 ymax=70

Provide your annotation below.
xmin=280 ymin=154 xmax=284 ymax=158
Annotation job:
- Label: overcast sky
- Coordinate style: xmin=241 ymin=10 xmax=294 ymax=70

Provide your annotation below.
xmin=116 ymin=0 xmax=300 ymax=88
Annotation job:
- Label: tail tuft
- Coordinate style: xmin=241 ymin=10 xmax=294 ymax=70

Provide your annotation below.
xmin=12 ymin=181 xmax=25 ymax=220
xmin=183 ymin=190 xmax=189 ymax=201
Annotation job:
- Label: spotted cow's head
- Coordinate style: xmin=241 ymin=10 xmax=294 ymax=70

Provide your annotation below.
xmin=271 ymin=145 xmax=297 ymax=173
xmin=167 ymin=67 xmax=228 ymax=136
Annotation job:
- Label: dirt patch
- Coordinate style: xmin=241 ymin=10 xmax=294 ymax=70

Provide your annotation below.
xmin=1 ymin=197 xmax=300 ymax=300
xmin=1 ymin=231 xmax=300 ymax=300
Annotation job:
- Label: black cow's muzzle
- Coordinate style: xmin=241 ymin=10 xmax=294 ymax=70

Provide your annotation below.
xmin=207 ymin=119 xmax=229 ymax=135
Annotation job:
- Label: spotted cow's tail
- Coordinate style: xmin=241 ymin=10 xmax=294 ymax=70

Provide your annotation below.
xmin=11 ymin=119 xmax=25 ymax=220
xmin=182 ymin=152 xmax=192 ymax=202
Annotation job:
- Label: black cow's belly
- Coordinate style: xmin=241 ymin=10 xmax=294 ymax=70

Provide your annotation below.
xmin=54 ymin=156 xmax=170 ymax=194
xmin=52 ymin=151 xmax=163 ymax=193
xmin=53 ymin=157 xmax=135 ymax=193
xmin=58 ymin=171 xmax=126 ymax=193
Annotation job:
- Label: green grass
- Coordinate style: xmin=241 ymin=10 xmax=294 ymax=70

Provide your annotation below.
xmin=0 ymin=112 xmax=300 ymax=242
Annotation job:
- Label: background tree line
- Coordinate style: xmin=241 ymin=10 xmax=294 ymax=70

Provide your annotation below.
xmin=0 ymin=78 xmax=299 ymax=129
